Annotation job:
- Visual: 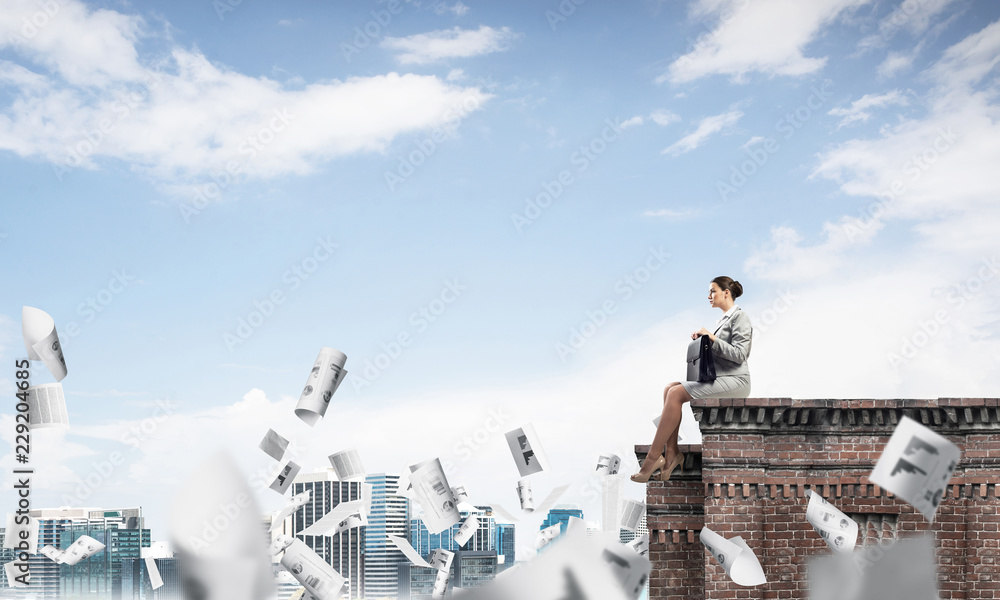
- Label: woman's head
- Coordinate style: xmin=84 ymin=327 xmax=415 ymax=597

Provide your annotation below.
xmin=708 ymin=276 xmax=743 ymax=307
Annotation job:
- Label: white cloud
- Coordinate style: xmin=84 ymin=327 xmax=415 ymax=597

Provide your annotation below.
xmin=381 ymin=25 xmax=517 ymax=65
xmin=649 ymin=109 xmax=680 ymax=126
xmin=662 ymin=110 xmax=742 ymax=156
xmin=828 ymin=90 xmax=909 ymax=127
xmin=876 ymin=0 xmax=961 ymax=41
xmin=877 ymin=49 xmax=919 ymax=78
xmin=434 ymin=2 xmax=470 ymax=16
xmin=0 ymin=1 xmax=493 ymax=190
xmin=446 ymin=68 xmax=465 ymax=81
xmin=661 ymin=0 xmax=869 ymax=83
xmin=620 ymin=115 xmax=644 ymax=129
xmin=642 ymin=208 xmax=697 ymax=220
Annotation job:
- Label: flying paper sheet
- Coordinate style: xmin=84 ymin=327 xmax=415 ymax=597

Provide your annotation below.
xmin=628 ymin=534 xmax=649 ymax=556
xmin=259 ymin=429 xmax=290 ymax=461
xmin=295 ymin=347 xmax=348 ymax=427
xmin=169 ymin=451 xmax=274 ymax=600
xmin=22 ymin=306 xmax=67 ymax=381
xmin=452 ymin=484 xmax=475 ymax=511
xmin=804 ymin=490 xmax=857 ymax=554
xmin=504 ymin=424 xmax=550 ymax=477
xmin=432 ymin=565 xmax=452 ymax=599
xmin=699 ymin=526 xmax=766 ymax=586
xmin=596 ymin=454 xmax=621 ymax=475
xmin=145 ymin=557 xmax=164 ymax=590
xmin=488 ymin=484 xmax=570 ymax=523
xmin=807 ymin=534 xmax=938 ymax=600
xmin=3 ymin=514 xmax=38 ymax=554
xmin=41 ymin=535 xmax=105 ymax=565
xmin=269 ymin=461 xmax=301 ymax=495
xmin=26 ymin=383 xmax=69 ymax=428
xmin=328 ymin=448 xmax=365 ymax=480
xmin=297 ymin=499 xmax=365 ymax=538
xmin=429 ymin=548 xmax=455 ymax=572
xmin=601 ymin=541 xmax=650 ymax=600
xmin=619 ymin=499 xmax=645 ymax=532
xmin=4 ymin=561 xmax=27 ymax=587
xmin=270 ymin=491 xmax=312 ymax=532
xmin=388 ymin=534 xmax=433 ymax=569
xmin=455 ymin=514 xmax=479 ymax=547
xmin=870 ymin=415 xmax=960 ymax=523
xmin=407 ymin=458 xmax=461 ymax=534
xmin=536 ymin=523 xmax=562 ymax=549
xmin=280 ymin=538 xmax=348 ymax=600
xmin=516 ymin=478 xmax=534 ymax=512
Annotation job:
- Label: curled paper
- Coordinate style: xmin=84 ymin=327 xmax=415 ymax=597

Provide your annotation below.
xmin=517 ymin=478 xmax=534 ymax=512
xmin=805 ymin=490 xmax=858 ymax=554
xmin=22 ymin=306 xmax=67 ymax=381
xmin=295 ymin=347 xmax=348 ymax=427
xmin=407 ymin=458 xmax=460 ymax=534
xmin=455 ymin=514 xmax=479 ymax=547
xmin=280 ymin=538 xmax=348 ymax=600
xmin=269 ymin=491 xmax=312 ymax=532
xmin=536 ymin=524 xmax=562 ymax=549
xmin=596 ymin=454 xmax=621 ymax=475
xmin=699 ymin=526 xmax=766 ymax=586
xmin=42 ymin=535 xmax=106 ymax=565
xmin=869 ymin=415 xmax=960 ymax=523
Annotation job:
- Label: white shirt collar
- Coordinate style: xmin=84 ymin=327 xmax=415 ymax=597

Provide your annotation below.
xmin=717 ymin=304 xmax=739 ymax=324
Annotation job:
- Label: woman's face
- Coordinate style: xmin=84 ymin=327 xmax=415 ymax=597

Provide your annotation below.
xmin=708 ymin=282 xmax=729 ymax=307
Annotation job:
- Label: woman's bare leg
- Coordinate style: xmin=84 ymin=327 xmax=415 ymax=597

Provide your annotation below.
xmin=646 ymin=384 xmax=692 ymax=467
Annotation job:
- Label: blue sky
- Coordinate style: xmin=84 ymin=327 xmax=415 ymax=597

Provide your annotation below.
xmin=2 ymin=0 xmax=1000 ymax=559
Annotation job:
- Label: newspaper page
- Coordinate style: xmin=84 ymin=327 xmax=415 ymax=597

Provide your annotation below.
xmin=536 ymin=524 xmax=561 ymax=549
xmin=804 ymin=490 xmax=858 ymax=553
xmin=516 ymin=478 xmax=534 ymax=512
xmin=454 ymin=514 xmax=479 ymax=547
xmin=280 ymin=538 xmax=348 ymax=600
xmin=269 ymin=461 xmax=301 ymax=495
xmin=26 ymin=383 xmax=69 ymax=429
xmin=699 ymin=526 xmax=766 ymax=586
xmin=3 ymin=513 xmax=38 ymax=554
xmin=504 ymin=424 xmax=551 ymax=477
xmin=43 ymin=535 xmax=106 ymax=565
xmin=294 ymin=347 xmax=348 ymax=427
xmin=628 ymin=534 xmax=649 ymax=556
xmin=22 ymin=306 xmax=67 ymax=381
xmin=870 ymin=415 xmax=960 ymax=523
xmin=387 ymin=535 xmax=433 ymax=568
xmin=259 ymin=429 xmax=290 ymax=461
xmin=328 ymin=448 xmax=365 ymax=480
xmin=408 ymin=458 xmax=460 ymax=534
xmin=596 ymin=454 xmax=621 ymax=475
xmin=620 ymin=499 xmax=645 ymax=532
xmin=298 ymin=499 xmax=364 ymax=537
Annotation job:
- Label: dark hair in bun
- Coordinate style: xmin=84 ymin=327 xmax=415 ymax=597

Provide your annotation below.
xmin=712 ymin=276 xmax=743 ymax=299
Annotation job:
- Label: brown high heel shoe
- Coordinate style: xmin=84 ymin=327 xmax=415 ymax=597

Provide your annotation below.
xmin=630 ymin=454 xmax=666 ymax=483
xmin=659 ymin=452 xmax=685 ymax=481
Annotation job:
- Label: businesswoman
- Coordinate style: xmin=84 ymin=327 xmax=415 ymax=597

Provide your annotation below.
xmin=631 ymin=276 xmax=752 ymax=483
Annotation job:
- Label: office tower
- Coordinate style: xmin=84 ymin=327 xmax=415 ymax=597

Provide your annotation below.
xmin=121 ymin=556 xmax=182 ymax=599
xmin=0 ymin=528 xmax=15 ymax=587
xmin=494 ymin=523 xmax=515 ymax=570
xmin=540 ymin=504 xmax=585 ymax=545
xmin=452 ymin=550 xmax=497 ymax=590
xmin=601 ymin=475 xmax=624 ymax=534
xmin=395 ymin=562 xmax=440 ymax=600
xmin=409 ymin=505 xmax=496 ymax=556
xmin=363 ymin=473 xmax=409 ymax=599
xmin=292 ymin=469 xmax=365 ymax=600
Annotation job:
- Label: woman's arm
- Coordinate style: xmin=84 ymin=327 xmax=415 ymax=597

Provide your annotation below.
xmin=710 ymin=312 xmax=752 ymax=364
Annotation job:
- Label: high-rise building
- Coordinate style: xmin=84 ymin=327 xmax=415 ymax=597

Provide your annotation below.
xmin=452 ymin=550 xmax=497 ymax=590
xmin=121 ymin=556 xmax=182 ymax=599
xmin=493 ymin=523 xmax=515 ymax=570
xmin=540 ymin=505 xmax=584 ymax=545
xmin=363 ymin=473 xmax=409 ymax=600
xmin=409 ymin=506 xmax=496 ymax=556
xmin=0 ymin=528 xmax=16 ymax=587
xmin=292 ymin=470 xmax=365 ymax=600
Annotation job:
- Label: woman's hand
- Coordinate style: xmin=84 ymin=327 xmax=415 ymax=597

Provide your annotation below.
xmin=691 ymin=327 xmax=715 ymax=342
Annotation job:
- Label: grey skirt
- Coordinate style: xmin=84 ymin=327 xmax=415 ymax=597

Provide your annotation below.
xmin=681 ymin=375 xmax=750 ymax=400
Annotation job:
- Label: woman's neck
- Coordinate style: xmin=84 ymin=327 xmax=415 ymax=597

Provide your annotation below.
xmin=718 ymin=300 xmax=734 ymax=313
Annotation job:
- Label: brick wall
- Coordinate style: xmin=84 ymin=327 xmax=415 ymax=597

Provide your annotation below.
xmin=638 ymin=398 xmax=1000 ymax=600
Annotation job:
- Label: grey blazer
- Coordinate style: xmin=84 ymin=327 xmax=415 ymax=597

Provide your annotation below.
xmin=710 ymin=306 xmax=752 ymax=377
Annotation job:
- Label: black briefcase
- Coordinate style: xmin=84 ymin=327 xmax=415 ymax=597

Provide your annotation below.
xmin=685 ymin=335 xmax=717 ymax=383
